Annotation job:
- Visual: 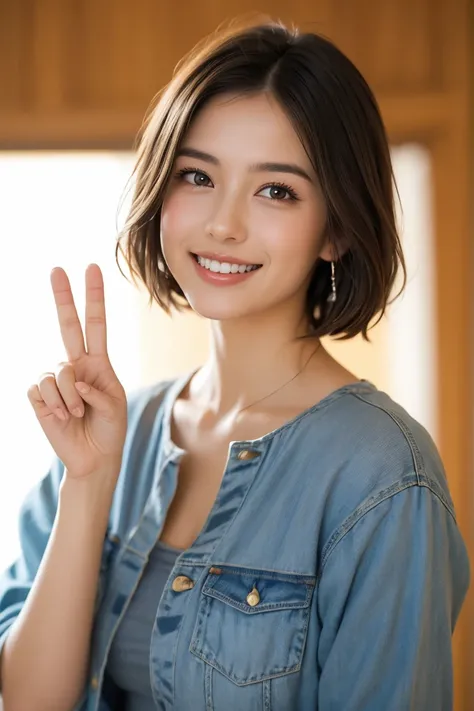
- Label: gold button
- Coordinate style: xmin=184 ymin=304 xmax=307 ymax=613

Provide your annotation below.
xmin=209 ymin=566 xmax=223 ymax=575
xmin=90 ymin=675 xmax=99 ymax=690
xmin=172 ymin=575 xmax=195 ymax=592
xmin=246 ymin=587 xmax=260 ymax=607
xmin=237 ymin=449 xmax=260 ymax=460
xmin=109 ymin=534 xmax=120 ymax=544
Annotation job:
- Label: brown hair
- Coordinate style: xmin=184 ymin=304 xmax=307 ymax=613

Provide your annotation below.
xmin=117 ymin=18 xmax=406 ymax=340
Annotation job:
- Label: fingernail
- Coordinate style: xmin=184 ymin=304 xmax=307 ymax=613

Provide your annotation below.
xmin=55 ymin=408 xmax=67 ymax=421
xmin=73 ymin=407 xmax=84 ymax=417
xmin=75 ymin=382 xmax=90 ymax=394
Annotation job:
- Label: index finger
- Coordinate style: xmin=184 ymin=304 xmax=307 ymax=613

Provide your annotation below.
xmin=84 ymin=263 xmax=108 ymax=355
xmin=51 ymin=267 xmax=86 ymax=361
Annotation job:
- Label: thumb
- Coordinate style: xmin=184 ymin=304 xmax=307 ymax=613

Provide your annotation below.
xmin=74 ymin=381 xmax=116 ymax=417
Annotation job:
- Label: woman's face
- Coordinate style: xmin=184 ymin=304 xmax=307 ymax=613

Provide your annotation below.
xmin=160 ymin=92 xmax=330 ymax=323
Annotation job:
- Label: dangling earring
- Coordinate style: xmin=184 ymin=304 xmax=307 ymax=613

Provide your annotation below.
xmin=327 ymin=261 xmax=337 ymax=303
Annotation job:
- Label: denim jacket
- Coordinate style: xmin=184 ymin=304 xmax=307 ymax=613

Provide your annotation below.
xmin=0 ymin=372 xmax=470 ymax=710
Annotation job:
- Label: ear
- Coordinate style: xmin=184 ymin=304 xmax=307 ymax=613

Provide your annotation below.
xmin=318 ymin=242 xmax=336 ymax=262
xmin=318 ymin=231 xmax=349 ymax=262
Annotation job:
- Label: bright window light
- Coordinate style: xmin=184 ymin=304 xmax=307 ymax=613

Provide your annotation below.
xmin=0 ymin=152 xmax=139 ymax=569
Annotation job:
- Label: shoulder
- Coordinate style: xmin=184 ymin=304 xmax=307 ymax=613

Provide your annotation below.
xmin=339 ymin=385 xmax=448 ymax=494
xmin=293 ymin=382 xmax=457 ymax=529
xmin=125 ymin=376 xmax=176 ymax=428
xmin=120 ymin=372 xmax=186 ymax=463
xmin=105 ymin=374 xmax=183 ymax=535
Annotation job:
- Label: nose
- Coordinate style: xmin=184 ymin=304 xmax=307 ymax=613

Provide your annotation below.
xmin=205 ymin=196 xmax=248 ymax=243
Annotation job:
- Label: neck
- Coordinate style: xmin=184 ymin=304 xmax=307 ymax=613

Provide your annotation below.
xmin=190 ymin=307 xmax=321 ymax=417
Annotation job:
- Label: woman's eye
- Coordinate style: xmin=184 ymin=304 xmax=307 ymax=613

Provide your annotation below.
xmin=258 ymin=185 xmax=295 ymax=201
xmin=181 ymin=170 xmax=213 ymax=187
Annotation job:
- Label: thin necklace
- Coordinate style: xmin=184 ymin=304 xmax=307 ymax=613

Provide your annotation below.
xmin=237 ymin=341 xmax=322 ymax=414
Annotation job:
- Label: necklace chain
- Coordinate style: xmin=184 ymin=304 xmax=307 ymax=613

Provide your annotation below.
xmin=237 ymin=341 xmax=321 ymax=414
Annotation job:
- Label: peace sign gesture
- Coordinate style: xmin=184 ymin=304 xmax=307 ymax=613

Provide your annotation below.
xmin=27 ymin=264 xmax=128 ymax=480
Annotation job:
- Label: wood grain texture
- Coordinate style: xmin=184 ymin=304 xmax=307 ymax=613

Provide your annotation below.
xmin=0 ymin=0 xmax=454 ymax=116
xmin=0 ymin=0 xmax=34 ymax=110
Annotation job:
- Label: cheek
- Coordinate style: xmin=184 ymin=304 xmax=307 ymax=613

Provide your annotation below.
xmin=161 ymin=192 xmax=193 ymax=241
xmin=260 ymin=208 xmax=325 ymax=265
xmin=161 ymin=189 xmax=213 ymax=257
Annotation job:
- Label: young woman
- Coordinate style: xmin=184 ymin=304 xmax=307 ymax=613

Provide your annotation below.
xmin=0 ymin=19 xmax=470 ymax=711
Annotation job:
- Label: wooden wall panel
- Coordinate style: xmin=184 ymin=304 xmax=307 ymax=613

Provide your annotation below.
xmin=0 ymin=1 xmax=34 ymax=110
xmin=0 ymin=0 xmax=467 ymax=144
xmin=323 ymin=0 xmax=442 ymax=92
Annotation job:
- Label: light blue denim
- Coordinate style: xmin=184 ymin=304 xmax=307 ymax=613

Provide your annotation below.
xmin=106 ymin=539 xmax=182 ymax=709
xmin=0 ymin=372 xmax=470 ymax=710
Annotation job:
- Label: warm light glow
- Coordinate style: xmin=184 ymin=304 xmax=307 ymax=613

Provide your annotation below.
xmin=0 ymin=146 xmax=436 ymax=570
xmin=0 ymin=152 xmax=138 ymax=569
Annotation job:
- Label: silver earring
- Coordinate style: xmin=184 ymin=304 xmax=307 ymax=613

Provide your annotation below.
xmin=327 ymin=261 xmax=337 ymax=303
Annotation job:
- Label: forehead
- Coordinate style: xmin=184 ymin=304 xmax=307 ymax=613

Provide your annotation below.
xmin=181 ymin=92 xmax=313 ymax=170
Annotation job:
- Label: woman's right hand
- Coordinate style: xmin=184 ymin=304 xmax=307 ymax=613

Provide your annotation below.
xmin=27 ymin=264 xmax=128 ymax=481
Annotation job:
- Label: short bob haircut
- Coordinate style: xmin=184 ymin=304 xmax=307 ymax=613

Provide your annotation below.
xmin=118 ymin=18 xmax=406 ymax=340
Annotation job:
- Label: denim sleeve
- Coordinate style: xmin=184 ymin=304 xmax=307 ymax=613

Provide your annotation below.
xmin=317 ymin=483 xmax=470 ymax=711
xmin=0 ymin=457 xmax=65 ymax=658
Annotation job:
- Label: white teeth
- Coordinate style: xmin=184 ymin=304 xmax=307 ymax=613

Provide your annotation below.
xmin=195 ymin=255 xmax=259 ymax=274
xmin=210 ymin=259 xmax=223 ymax=273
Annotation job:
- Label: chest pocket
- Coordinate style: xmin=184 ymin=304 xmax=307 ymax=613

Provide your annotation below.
xmin=189 ymin=565 xmax=315 ymax=686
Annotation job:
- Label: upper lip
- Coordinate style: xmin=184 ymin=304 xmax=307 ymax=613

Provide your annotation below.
xmin=192 ymin=251 xmax=261 ymax=266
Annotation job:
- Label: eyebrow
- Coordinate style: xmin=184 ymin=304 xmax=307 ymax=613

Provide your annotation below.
xmin=175 ymin=147 xmax=313 ymax=183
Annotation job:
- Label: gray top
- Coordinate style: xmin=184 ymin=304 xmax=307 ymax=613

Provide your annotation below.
xmin=106 ymin=538 xmax=182 ymax=710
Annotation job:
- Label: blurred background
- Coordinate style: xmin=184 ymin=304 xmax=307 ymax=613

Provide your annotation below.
xmin=0 ymin=1 xmax=472 ymax=708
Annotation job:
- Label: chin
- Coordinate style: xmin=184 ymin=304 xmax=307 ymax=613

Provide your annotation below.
xmin=184 ymin=295 xmax=257 ymax=322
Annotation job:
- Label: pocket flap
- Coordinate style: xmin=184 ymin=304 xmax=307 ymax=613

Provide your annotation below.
xmin=202 ymin=566 xmax=314 ymax=614
xmin=190 ymin=566 xmax=316 ymax=685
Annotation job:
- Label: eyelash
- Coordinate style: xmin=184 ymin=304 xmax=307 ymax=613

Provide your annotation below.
xmin=175 ymin=166 xmax=300 ymax=202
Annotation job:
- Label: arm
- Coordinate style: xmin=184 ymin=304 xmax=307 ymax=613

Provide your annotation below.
xmin=0 ymin=458 xmax=64 ymax=666
xmin=1 ymin=264 xmax=127 ymax=710
xmin=0 ymin=459 xmax=117 ymax=711
xmin=317 ymin=484 xmax=470 ymax=710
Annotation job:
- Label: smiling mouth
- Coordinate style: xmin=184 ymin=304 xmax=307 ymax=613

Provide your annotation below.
xmin=191 ymin=253 xmax=263 ymax=274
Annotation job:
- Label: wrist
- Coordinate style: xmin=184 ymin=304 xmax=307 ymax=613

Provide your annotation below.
xmin=58 ymin=469 xmax=118 ymax=522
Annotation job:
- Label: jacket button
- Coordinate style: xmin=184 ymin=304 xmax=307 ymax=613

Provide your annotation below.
xmin=246 ymin=587 xmax=260 ymax=607
xmin=237 ymin=449 xmax=260 ymax=460
xmin=172 ymin=575 xmax=195 ymax=592
xmin=90 ymin=675 xmax=99 ymax=690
